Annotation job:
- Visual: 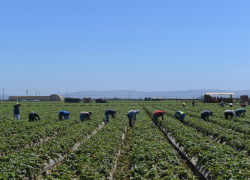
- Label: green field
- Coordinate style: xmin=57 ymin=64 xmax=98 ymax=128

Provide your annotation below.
xmin=0 ymin=101 xmax=249 ymax=179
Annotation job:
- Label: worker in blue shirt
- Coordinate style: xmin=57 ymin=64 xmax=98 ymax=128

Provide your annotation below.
xmin=201 ymin=110 xmax=213 ymax=122
xmin=105 ymin=109 xmax=116 ymax=122
xmin=236 ymin=109 xmax=246 ymax=117
xmin=175 ymin=111 xmax=185 ymax=123
xmin=127 ymin=110 xmax=140 ymax=127
xmin=59 ymin=111 xmax=70 ymax=120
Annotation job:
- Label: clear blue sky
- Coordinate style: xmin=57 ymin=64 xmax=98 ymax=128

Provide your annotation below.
xmin=1 ymin=0 xmax=250 ymax=96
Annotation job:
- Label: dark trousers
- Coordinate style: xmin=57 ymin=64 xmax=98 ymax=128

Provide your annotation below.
xmin=59 ymin=115 xmax=63 ymax=121
xmin=127 ymin=114 xmax=133 ymax=127
xmin=153 ymin=114 xmax=158 ymax=125
xmin=236 ymin=112 xmax=243 ymax=117
xmin=29 ymin=116 xmax=35 ymax=122
xmin=201 ymin=115 xmax=209 ymax=122
xmin=179 ymin=114 xmax=185 ymax=123
xmin=105 ymin=112 xmax=109 ymax=122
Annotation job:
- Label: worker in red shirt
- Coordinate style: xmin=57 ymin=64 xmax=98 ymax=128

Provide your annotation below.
xmin=153 ymin=110 xmax=165 ymax=125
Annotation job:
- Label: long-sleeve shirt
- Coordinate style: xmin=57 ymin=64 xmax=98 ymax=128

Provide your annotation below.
xmin=175 ymin=111 xmax=185 ymax=118
xmin=201 ymin=110 xmax=213 ymax=117
xmin=80 ymin=112 xmax=91 ymax=120
xmin=59 ymin=111 xmax=70 ymax=119
xmin=236 ymin=109 xmax=246 ymax=116
xmin=127 ymin=110 xmax=140 ymax=119
xmin=153 ymin=110 xmax=165 ymax=120
xmin=105 ymin=109 xmax=116 ymax=118
xmin=29 ymin=112 xmax=40 ymax=120
xmin=14 ymin=106 xmax=20 ymax=115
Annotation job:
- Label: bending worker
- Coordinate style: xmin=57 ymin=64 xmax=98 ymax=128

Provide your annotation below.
xmin=79 ymin=111 xmax=92 ymax=122
xmin=14 ymin=103 xmax=21 ymax=120
xmin=29 ymin=111 xmax=40 ymax=122
xmin=153 ymin=110 xmax=165 ymax=125
xmin=224 ymin=110 xmax=236 ymax=119
xmin=127 ymin=110 xmax=140 ymax=127
xmin=59 ymin=111 xmax=70 ymax=120
xmin=201 ymin=110 xmax=213 ymax=122
xmin=175 ymin=111 xmax=185 ymax=123
xmin=182 ymin=102 xmax=185 ymax=107
xmin=236 ymin=109 xmax=246 ymax=117
xmin=105 ymin=109 xmax=116 ymax=123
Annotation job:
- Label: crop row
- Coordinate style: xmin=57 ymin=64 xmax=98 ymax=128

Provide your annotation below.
xmin=144 ymin=105 xmax=250 ymax=179
xmin=45 ymin=106 xmax=131 ymax=179
xmin=150 ymin=102 xmax=250 ymax=136
xmin=0 ymin=105 xmax=125 ymax=179
xmin=152 ymin=104 xmax=250 ymax=154
xmin=164 ymin=102 xmax=250 ymax=125
xmin=0 ymin=106 xmax=113 ymax=156
xmin=128 ymin=106 xmax=196 ymax=179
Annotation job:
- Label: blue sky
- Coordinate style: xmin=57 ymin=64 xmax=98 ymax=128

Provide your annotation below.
xmin=1 ymin=0 xmax=250 ymax=96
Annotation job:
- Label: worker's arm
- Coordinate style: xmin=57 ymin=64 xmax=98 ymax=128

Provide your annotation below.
xmin=243 ymin=111 xmax=245 ymax=116
xmin=162 ymin=113 xmax=164 ymax=120
xmin=112 ymin=113 xmax=115 ymax=118
xmin=37 ymin=114 xmax=40 ymax=120
xmin=87 ymin=114 xmax=90 ymax=120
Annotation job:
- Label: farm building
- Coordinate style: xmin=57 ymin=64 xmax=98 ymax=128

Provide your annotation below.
xmin=9 ymin=94 xmax=64 ymax=101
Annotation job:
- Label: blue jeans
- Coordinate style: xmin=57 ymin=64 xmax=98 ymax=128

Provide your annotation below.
xmin=127 ymin=114 xmax=133 ymax=127
xmin=79 ymin=114 xmax=84 ymax=122
xmin=105 ymin=112 xmax=109 ymax=122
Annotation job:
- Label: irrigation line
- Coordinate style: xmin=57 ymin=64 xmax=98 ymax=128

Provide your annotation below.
xmin=109 ymin=125 xmax=128 ymax=180
xmin=158 ymin=126 xmax=212 ymax=180
xmin=142 ymin=106 xmax=212 ymax=180
xmin=40 ymin=122 xmax=106 ymax=175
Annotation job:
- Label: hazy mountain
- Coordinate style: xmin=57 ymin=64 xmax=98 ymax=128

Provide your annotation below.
xmin=60 ymin=89 xmax=250 ymax=99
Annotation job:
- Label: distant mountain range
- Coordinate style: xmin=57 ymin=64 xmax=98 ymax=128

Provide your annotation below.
xmin=60 ymin=89 xmax=250 ymax=99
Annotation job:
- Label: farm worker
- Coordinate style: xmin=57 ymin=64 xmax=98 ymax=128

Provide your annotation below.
xmin=230 ymin=103 xmax=233 ymax=107
xmin=175 ymin=111 xmax=185 ymax=123
xmin=192 ymin=100 xmax=195 ymax=107
xmin=236 ymin=109 xmax=246 ymax=117
xmin=29 ymin=111 xmax=40 ymax=122
xmin=201 ymin=110 xmax=213 ymax=122
xmin=127 ymin=110 xmax=140 ymax=127
xmin=153 ymin=110 xmax=165 ymax=125
xmin=105 ymin=109 xmax=116 ymax=122
xmin=220 ymin=101 xmax=224 ymax=107
xmin=79 ymin=111 xmax=92 ymax=122
xmin=13 ymin=103 xmax=21 ymax=120
xmin=182 ymin=102 xmax=185 ymax=107
xmin=224 ymin=110 xmax=236 ymax=119
xmin=58 ymin=111 xmax=70 ymax=120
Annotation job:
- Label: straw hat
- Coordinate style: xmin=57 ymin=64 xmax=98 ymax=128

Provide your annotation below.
xmin=15 ymin=103 xmax=21 ymax=106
